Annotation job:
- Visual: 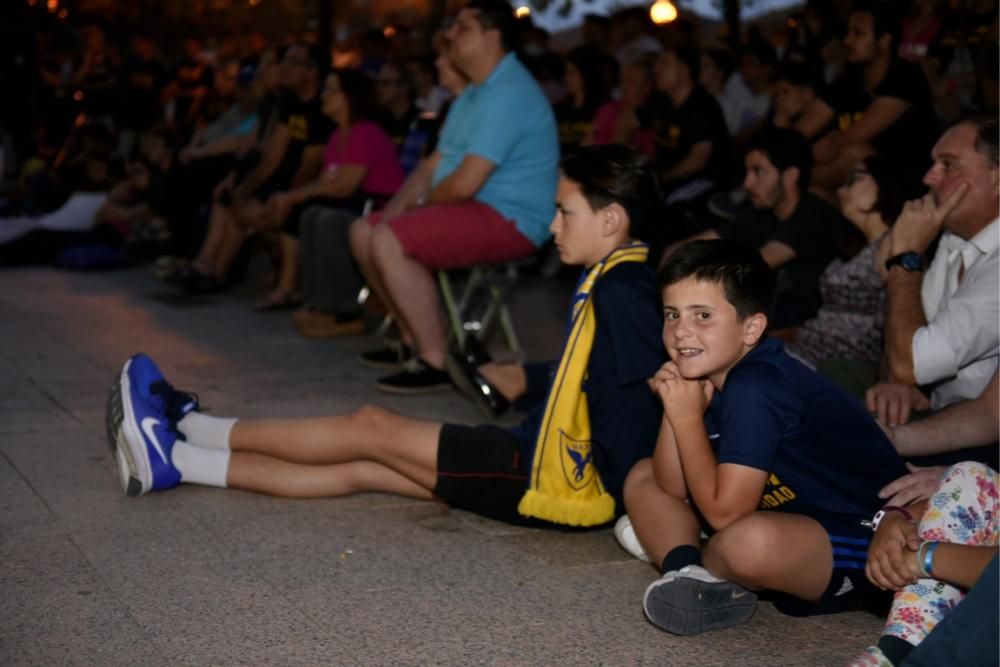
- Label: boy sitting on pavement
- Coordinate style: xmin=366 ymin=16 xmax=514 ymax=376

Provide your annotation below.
xmin=620 ymin=239 xmax=907 ymax=635
xmin=105 ymin=145 xmax=664 ymax=530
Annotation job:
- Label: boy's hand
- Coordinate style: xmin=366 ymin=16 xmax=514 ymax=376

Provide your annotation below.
xmin=652 ymin=361 xmax=713 ymax=427
xmin=866 ymin=512 xmax=922 ymax=591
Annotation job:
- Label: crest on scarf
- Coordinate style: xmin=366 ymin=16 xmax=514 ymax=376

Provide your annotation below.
xmin=559 ymin=430 xmax=596 ymax=491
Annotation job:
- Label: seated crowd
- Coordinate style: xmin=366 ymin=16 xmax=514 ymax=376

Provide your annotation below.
xmin=4 ymin=0 xmax=998 ymax=663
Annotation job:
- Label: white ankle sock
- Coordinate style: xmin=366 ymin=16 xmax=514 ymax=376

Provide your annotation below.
xmin=177 ymin=413 xmax=237 ymax=450
xmin=172 ymin=441 xmax=230 ymax=488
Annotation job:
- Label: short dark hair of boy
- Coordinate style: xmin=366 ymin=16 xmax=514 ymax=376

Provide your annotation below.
xmin=658 ymin=239 xmax=776 ymax=320
xmin=333 ymin=69 xmax=377 ymax=123
xmin=560 ymin=144 xmax=664 ymax=247
xmin=745 ymin=128 xmax=813 ymax=193
xmin=465 ymin=0 xmax=519 ymax=53
xmin=666 ymin=45 xmax=701 ymax=83
xmin=849 ymin=1 xmax=901 ymax=51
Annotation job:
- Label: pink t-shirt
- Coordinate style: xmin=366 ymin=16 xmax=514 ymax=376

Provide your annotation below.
xmin=322 ymin=120 xmax=404 ymax=197
xmin=590 ymin=99 xmax=655 ymax=157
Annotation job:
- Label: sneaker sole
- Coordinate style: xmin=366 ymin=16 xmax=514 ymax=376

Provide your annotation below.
xmin=643 ymin=576 xmax=757 ymax=635
xmin=114 ymin=359 xmax=151 ymax=496
xmin=443 ymin=352 xmax=498 ymax=419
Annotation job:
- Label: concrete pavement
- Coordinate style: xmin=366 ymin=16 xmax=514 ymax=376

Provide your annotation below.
xmin=0 ymin=265 xmax=883 ymax=666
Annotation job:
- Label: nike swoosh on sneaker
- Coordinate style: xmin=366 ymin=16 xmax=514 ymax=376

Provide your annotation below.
xmin=141 ymin=416 xmax=169 ymax=464
xmin=731 ymin=589 xmax=752 ymax=600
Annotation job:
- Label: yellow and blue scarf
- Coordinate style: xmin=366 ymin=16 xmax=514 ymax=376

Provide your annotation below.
xmin=518 ymin=242 xmax=649 ymax=526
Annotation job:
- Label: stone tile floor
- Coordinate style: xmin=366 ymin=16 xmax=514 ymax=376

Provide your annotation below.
xmin=0 ymin=266 xmax=882 ymax=665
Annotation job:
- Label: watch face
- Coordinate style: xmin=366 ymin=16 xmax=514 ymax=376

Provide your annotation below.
xmin=900 ymin=253 xmax=923 ymax=271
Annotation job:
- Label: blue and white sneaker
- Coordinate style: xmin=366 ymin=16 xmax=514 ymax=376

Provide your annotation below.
xmin=106 ymin=354 xmax=198 ymax=496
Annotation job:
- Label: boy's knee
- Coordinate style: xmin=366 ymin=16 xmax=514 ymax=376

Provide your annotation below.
xmin=623 ymin=458 xmax=656 ymax=511
xmin=346 ymin=404 xmax=393 ymax=432
xmin=706 ymin=514 xmax=779 ymax=577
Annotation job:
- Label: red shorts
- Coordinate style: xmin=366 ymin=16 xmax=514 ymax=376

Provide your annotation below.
xmin=367 ymin=201 xmax=536 ymax=271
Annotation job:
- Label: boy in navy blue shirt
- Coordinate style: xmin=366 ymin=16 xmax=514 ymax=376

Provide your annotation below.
xmin=622 ymin=239 xmax=906 ymax=635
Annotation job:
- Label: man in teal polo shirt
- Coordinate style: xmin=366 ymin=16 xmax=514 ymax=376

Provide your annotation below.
xmin=349 ymin=0 xmax=559 ymax=393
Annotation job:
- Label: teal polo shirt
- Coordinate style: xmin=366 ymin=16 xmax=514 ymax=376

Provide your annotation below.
xmin=432 ymin=53 xmax=559 ymax=247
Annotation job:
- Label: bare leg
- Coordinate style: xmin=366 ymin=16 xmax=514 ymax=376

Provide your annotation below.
xmin=623 ymin=458 xmax=703 ymax=567
xmin=370 ymin=225 xmax=445 ymax=367
xmin=211 ymin=212 xmax=248 ymax=280
xmin=191 ymin=202 xmax=231 ymax=273
xmin=227 ymin=452 xmax=435 ymax=500
xmin=704 ymin=512 xmax=833 ymax=601
xmin=273 ymin=233 xmax=299 ymax=297
xmin=230 ymin=405 xmax=442 ymax=490
xmin=349 ymin=218 xmax=415 ymax=345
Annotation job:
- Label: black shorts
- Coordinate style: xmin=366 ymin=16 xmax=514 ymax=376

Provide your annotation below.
xmin=765 ymin=512 xmax=890 ymax=617
xmin=434 ymin=423 xmax=554 ymax=528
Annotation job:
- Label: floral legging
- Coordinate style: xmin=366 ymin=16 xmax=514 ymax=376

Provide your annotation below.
xmin=881 ymin=461 xmax=998 ymax=646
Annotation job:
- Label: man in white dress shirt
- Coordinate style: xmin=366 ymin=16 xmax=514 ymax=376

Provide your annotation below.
xmin=867 ymin=115 xmax=999 ymax=427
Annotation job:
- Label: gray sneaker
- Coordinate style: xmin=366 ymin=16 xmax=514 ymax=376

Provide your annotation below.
xmin=643 ymin=565 xmax=757 ymax=635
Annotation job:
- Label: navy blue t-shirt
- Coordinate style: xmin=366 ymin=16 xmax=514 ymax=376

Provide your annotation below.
xmin=704 ymin=337 xmax=906 ymax=522
xmin=508 ymin=262 xmax=665 ymax=505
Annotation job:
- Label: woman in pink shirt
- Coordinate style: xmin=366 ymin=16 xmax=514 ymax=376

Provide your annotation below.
xmin=258 ymin=69 xmax=404 ymax=309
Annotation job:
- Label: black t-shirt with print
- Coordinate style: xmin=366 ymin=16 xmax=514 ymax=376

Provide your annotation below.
xmin=267 ymin=92 xmax=335 ymax=190
xmin=715 ymin=193 xmax=849 ymax=326
xmin=824 ymin=59 xmax=939 ymax=165
xmin=639 ymin=86 xmax=731 ymax=184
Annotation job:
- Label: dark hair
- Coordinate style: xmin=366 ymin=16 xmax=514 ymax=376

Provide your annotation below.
xmin=565 ymin=46 xmax=612 ymax=111
xmin=704 ymin=47 xmax=735 ymax=80
xmin=658 ymin=240 xmax=775 ymax=320
xmin=465 ymin=0 xmax=519 ymax=53
xmin=848 ymin=1 xmax=901 ymax=51
xmin=559 ymin=144 xmax=664 ymax=247
xmin=304 ymin=43 xmax=330 ymax=78
xmin=665 ymin=45 xmax=701 ymax=83
xmin=861 ymin=154 xmax=925 ymax=226
xmin=745 ymin=128 xmax=813 ymax=192
xmin=741 ymin=39 xmax=778 ymax=69
xmin=331 ymin=69 xmax=376 ymax=123
xmin=957 ymin=114 xmax=999 ymax=168
xmin=583 ymin=14 xmax=611 ymax=31
xmin=774 ymin=60 xmax=821 ymax=91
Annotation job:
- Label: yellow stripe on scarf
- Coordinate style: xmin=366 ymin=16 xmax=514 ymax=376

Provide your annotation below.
xmin=518 ymin=243 xmax=649 ymax=526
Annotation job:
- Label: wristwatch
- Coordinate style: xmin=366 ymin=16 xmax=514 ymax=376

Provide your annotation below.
xmin=885 ymin=251 xmax=924 ymax=273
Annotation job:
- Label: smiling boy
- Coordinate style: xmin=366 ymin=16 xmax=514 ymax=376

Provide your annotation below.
xmin=621 ymin=239 xmax=907 ymax=635
xmin=106 ymin=145 xmax=664 ymax=530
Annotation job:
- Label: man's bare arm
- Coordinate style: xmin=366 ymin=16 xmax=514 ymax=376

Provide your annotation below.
xmin=428 ymin=154 xmax=496 ymax=204
xmin=891 ymin=372 xmax=999 ymax=456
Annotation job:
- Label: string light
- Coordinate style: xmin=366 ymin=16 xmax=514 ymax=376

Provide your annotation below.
xmin=650 ymin=0 xmax=678 ymax=24
xmin=515 ymin=6 xmax=531 ymax=18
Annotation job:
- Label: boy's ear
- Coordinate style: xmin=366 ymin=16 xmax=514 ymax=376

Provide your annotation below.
xmin=742 ymin=312 xmax=768 ymax=346
xmin=601 ymin=202 xmax=628 ymax=238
